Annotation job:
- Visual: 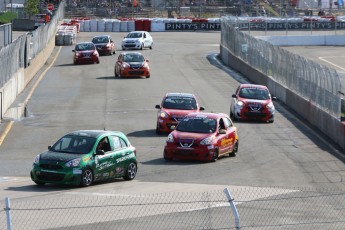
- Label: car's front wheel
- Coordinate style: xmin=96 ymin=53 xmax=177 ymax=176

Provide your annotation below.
xmin=211 ymin=149 xmax=219 ymax=162
xmin=229 ymin=141 xmax=238 ymax=157
xmin=80 ymin=169 xmax=93 ymax=187
xmin=123 ymin=162 xmax=137 ymax=181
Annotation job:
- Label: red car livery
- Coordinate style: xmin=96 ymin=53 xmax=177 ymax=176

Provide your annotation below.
xmin=164 ymin=112 xmax=239 ymax=162
xmin=72 ymin=42 xmax=100 ymax=65
xmin=155 ymin=93 xmax=204 ymax=134
xmin=230 ymin=84 xmax=276 ymax=123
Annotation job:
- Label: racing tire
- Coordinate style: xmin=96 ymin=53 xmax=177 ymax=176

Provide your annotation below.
xmin=211 ymin=149 xmax=219 ymax=162
xmin=268 ymin=119 xmax=274 ymax=123
xmin=123 ymin=162 xmax=137 ymax=181
xmin=140 ymin=43 xmax=144 ymax=50
xmin=96 ymin=60 xmax=100 ymax=64
xmin=229 ymin=141 xmax=238 ymax=157
xmin=149 ymin=43 xmax=153 ymax=49
xmin=80 ymin=169 xmax=93 ymax=187
xmin=164 ymin=156 xmax=172 ymax=161
xmin=146 ymin=74 xmax=150 ymax=78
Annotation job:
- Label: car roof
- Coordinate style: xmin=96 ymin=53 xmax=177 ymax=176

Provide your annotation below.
xmin=186 ymin=112 xmax=227 ymax=119
xmin=67 ymin=130 xmax=124 ymax=138
xmin=240 ymin=84 xmax=268 ymax=89
xmin=129 ymin=31 xmax=147 ymax=33
xmin=165 ymin=93 xmax=195 ymax=98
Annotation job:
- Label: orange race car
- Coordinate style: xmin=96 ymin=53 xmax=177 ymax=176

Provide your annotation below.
xmin=114 ymin=52 xmax=150 ymax=78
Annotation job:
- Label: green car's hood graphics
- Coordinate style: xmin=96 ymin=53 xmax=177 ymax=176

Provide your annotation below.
xmin=40 ymin=151 xmax=85 ymax=162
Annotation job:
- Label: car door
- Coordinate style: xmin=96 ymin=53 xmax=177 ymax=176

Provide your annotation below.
xmin=110 ymin=135 xmax=132 ymax=178
xmin=115 ymin=54 xmax=123 ymax=74
xmin=216 ymin=117 xmax=234 ymax=155
xmin=93 ymin=137 xmax=115 ymax=181
xmin=223 ymin=116 xmax=237 ymax=153
xmin=143 ymin=32 xmax=150 ymax=48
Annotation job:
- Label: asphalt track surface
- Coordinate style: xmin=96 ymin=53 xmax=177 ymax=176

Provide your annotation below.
xmin=0 ymin=32 xmax=344 ymax=229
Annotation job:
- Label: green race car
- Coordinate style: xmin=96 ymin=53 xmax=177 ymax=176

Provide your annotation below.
xmin=30 ymin=130 xmax=138 ymax=187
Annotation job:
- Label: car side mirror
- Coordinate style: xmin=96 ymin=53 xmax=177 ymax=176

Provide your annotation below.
xmin=146 ymin=59 xmax=149 ymax=62
xmin=219 ymin=129 xmax=226 ymax=134
xmin=272 ymin=96 xmax=277 ymax=100
xmin=170 ymin=125 xmax=176 ymax=130
xmin=199 ymin=106 xmax=205 ymax=111
xmin=96 ymin=150 xmax=105 ymax=155
xmin=72 ymin=50 xmax=75 ymax=52
xmin=155 ymin=104 xmax=161 ymax=109
xmin=232 ymin=94 xmax=237 ymax=98
xmin=48 ymin=146 xmax=52 ymax=150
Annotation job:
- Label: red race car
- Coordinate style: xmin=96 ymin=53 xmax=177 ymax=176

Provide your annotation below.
xmin=72 ymin=42 xmax=100 ymax=65
xmin=164 ymin=112 xmax=239 ymax=162
xmin=114 ymin=52 xmax=150 ymax=78
xmin=230 ymin=84 xmax=276 ymax=123
xmin=155 ymin=93 xmax=205 ymax=134
xmin=91 ymin=35 xmax=116 ymax=56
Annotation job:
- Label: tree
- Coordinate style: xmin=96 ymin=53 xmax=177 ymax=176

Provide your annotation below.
xmin=25 ymin=0 xmax=39 ymax=18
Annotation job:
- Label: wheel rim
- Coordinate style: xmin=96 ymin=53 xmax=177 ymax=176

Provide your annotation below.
xmin=127 ymin=163 xmax=137 ymax=179
xmin=82 ymin=170 xmax=93 ymax=186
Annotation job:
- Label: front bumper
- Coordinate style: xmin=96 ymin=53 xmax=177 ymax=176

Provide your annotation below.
xmin=164 ymin=144 xmax=215 ymax=162
xmin=31 ymin=165 xmax=82 ymax=185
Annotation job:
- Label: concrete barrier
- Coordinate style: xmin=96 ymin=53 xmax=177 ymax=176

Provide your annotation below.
xmin=220 ymin=44 xmax=345 ymax=151
xmin=0 ymin=35 xmax=56 ymax=120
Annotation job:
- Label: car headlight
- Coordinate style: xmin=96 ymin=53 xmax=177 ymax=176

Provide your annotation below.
xmin=236 ymin=100 xmax=244 ymax=108
xmin=166 ymin=133 xmax=174 ymax=143
xmin=200 ymin=136 xmax=213 ymax=145
xmin=159 ymin=111 xmax=168 ymax=118
xmin=92 ymin=51 xmax=98 ymax=56
xmin=33 ymin=154 xmax=40 ymax=164
xmin=266 ymin=101 xmax=274 ymax=109
xmin=122 ymin=63 xmax=130 ymax=68
xmin=65 ymin=158 xmax=81 ymax=167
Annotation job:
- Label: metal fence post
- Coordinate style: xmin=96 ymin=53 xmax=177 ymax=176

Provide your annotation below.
xmin=5 ymin=197 xmax=12 ymax=230
xmin=224 ymin=188 xmax=240 ymax=229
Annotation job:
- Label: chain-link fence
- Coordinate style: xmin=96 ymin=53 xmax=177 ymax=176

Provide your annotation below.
xmin=0 ymin=2 xmax=65 ymax=89
xmin=221 ymin=16 xmax=342 ymax=118
xmin=0 ymin=187 xmax=344 ymax=229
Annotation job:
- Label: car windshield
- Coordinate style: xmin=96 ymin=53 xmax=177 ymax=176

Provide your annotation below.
xmin=124 ymin=54 xmax=144 ymax=62
xmin=163 ymin=96 xmax=197 ymax=110
xmin=126 ymin=32 xmax=142 ymax=38
xmin=50 ymin=135 xmax=96 ymax=154
xmin=239 ymin=87 xmax=270 ymax=100
xmin=92 ymin=36 xmax=109 ymax=43
xmin=75 ymin=43 xmax=95 ymax=51
xmin=176 ymin=117 xmax=216 ymax=133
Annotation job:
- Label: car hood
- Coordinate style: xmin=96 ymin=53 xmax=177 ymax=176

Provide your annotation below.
xmin=123 ymin=38 xmax=141 ymax=42
xmin=94 ymin=43 xmax=108 ymax=47
xmin=240 ymin=98 xmax=270 ymax=105
xmin=164 ymin=109 xmax=197 ymax=120
xmin=40 ymin=151 xmax=84 ymax=162
xmin=127 ymin=61 xmax=144 ymax=68
xmin=173 ymin=131 xmax=212 ymax=142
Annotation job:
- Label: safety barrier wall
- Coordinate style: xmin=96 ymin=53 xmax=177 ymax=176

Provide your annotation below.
xmin=220 ymin=17 xmax=345 ymax=151
xmin=0 ymin=3 xmax=64 ymax=120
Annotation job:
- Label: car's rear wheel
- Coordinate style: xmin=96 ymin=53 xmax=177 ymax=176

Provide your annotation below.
xmin=123 ymin=162 xmax=137 ymax=181
xmin=229 ymin=141 xmax=238 ymax=157
xmin=211 ymin=149 xmax=219 ymax=162
xmin=80 ymin=169 xmax=93 ymax=187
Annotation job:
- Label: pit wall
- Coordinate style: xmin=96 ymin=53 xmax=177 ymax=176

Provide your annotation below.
xmin=220 ymin=44 xmax=345 ymax=151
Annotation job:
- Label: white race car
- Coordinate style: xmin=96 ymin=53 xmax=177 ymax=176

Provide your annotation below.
xmin=121 ymin=31 xmax=153 ymax=50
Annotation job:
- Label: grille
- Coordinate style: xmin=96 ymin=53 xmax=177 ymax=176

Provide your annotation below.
xmin=40 ymin=164 xmax=63 ymax=170
xmin=37 ymin=172 xmax=65 ymax=181
xmin=129 ymin=71 xmax=145 ymax=75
